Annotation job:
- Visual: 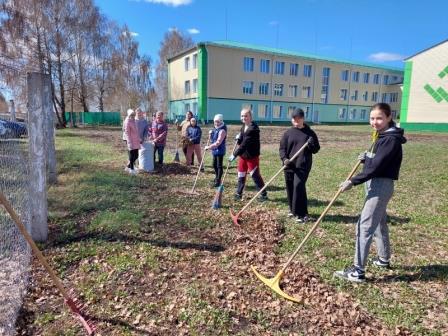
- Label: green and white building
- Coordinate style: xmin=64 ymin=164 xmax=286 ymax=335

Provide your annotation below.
xmin=400 ymin=39 xmax=448 ymax=132
xmin=168 ymin=41 xmax=403 ymax=124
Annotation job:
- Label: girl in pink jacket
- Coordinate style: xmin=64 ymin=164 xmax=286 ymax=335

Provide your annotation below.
xmin=123 ymin=109 xmax=140 ymax=174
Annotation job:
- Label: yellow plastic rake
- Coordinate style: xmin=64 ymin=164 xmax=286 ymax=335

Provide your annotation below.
xmin=252 ymin=160 xmax=362 ymax=303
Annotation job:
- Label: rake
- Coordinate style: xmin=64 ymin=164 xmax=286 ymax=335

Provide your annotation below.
xmin=251 ymin=159 xmax=363 ymax=303
xmin=212 ymin=139 xmax=239 ymax=209
xmin=174 ymin=128 xmax=180 ymax=163
xmin=190 ymin=137 xmax=210 ymax=194
xmin=230 ymin=142 xmax=309 ymax=225
xmin=0 ymin=192 xmax=95 ymax=335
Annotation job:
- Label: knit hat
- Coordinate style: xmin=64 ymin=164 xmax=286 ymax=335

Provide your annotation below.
xmin=127 ymin=109 xmax=135 ymax=117
xmin=214 ymin=114 xmax=223 ymax=122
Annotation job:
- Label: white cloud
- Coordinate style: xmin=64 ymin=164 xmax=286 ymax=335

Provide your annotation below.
xmin=187 ymin=28 xmax=200 ymax=34
xmin=368 ymin=52 xmax=405 ymax=62
xmin=143 ymin=0 xmax=192 ymax=7
xmin=168 ymin=27 xmax=178 ymax=32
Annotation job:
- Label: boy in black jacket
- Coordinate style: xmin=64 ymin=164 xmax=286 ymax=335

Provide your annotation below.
xmin=229 ymin=108 xmax=267 ymax=201
xmin=279 ymin=108 xmax=320 ymax=223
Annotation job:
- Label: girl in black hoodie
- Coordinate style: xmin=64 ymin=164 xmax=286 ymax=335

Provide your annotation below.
xmin=335 ymin=103 xmax=407 ymax=283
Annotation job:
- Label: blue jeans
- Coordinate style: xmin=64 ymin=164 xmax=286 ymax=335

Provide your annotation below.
xmin=154 ymin=144 xmax=164 ymax=164
xmin=354 ymin=178 xmax=394 ymax=270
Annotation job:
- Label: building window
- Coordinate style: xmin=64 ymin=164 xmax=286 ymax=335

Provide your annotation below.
xmin=351 ymin=90 xmax=358 ymax=101
xmin=192 ymin=54 xmax=197 ymax=69
xmin=352 ymin=71 xmax=359 ymax=82
xmin=303 ymin=64 xmax=312 ymax=77
xmin=274 ymin=61 xmax=285 ymax=75
xmin=383 ymin=75 xmax=389 ymax=85
xmin=287 ymin=106 xmax=296 ymax=118
xmin=341 ymin=70 xmax=349 ymax=82
xmin=242 ymin=81 xmax=254 ymax=95
xmin=349 ymin=108 xmax=357 ymax=120
xmin=363 ymin=73 xmax=370 ymax=84
xmin=273 ymin=105 xmax=283 ymax=118
xmin=340 ymin=89 xmax=348 ymax=100
xmin=391 ymin=110 xmax=397 ymax=118
xmin=302 ymin=86 xmax=311 ymax=98
xmin=258 ymin=104 xmax=268 ymax=118
xmin=290 ymin=63 xmax=299 ymax=76
xmin=321 ymin=67 xmax=330 ymax=103
xmin=371 ymin=91 xmax=378 ymax=102
xmin=192 ymin=102 xmax=198 ymax=114
xmin=390 ymin=92 xmax=398 ymax=102
xmin=184 ymin=103 xmax=190 ymax=113
xmin=362 ymin=90 xmax=368 ymax=101
xmin=381 ymin=93 xmax=387 ymax=102
xmin=274 ymin=83 xmax=284 ymax=96
xmin=259 ymin=82 xmax=269 ymax=95
xmin=184 ymin=80 xmax=190 ymax=94
xmin=243 ymin=57 xmax=254 ymax=72
xmin=338 ymin=108 xmax=346 ymax=120
xmin=305 ymin=106 xmax=310 ymax=120
xmin=360 ymin=109 xmax=367 ymax=120
xmin=260 ymin=59 xmax=270 ymax=73
xmin=373 ymin=74 xmax=380 ymax=84
xmin=192 ymin=78 xmax=198 ymax=93
xmin=288 ymin=85 xmax=298 ymax=97
xmin=184 ymin=57 xmax=190 ymax=71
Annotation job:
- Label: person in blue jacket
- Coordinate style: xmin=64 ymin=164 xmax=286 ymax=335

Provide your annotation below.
xmin=205 ymin=114 xmax=227 ymax=187
xmin=334 ymin=103 xmax=407 ymax=283
xmin=186 ymin=118 xmax=203 ymax=168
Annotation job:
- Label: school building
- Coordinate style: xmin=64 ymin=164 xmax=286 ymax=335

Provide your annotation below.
xmin=400 ymin=39 xmax=448 ymax=132
xmin=167 ymin=41 xmax=403 ymax=124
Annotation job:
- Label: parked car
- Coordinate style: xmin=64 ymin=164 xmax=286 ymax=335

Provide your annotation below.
xmin=0 ymin=118 xmax=27 ymax=138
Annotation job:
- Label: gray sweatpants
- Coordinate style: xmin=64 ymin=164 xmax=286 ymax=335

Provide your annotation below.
xmin=354 ymin=178 xmax=394 ymax=270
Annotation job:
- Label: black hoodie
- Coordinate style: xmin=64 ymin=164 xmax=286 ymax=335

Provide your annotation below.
xmin=234 ymin=121 xmax=261 ymax=159
xmin=351 ymin=126 xmax=407 ymax=186
xmin=279 ymin=124 xmax=320 ymax=173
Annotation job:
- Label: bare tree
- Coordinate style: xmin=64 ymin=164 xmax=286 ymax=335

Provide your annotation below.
xmin=155 ymin=29 xmax=194 ymax=112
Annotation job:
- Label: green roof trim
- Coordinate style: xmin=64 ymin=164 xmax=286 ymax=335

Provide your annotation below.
xmin=200 ymin=40 xmax=403 ymax=73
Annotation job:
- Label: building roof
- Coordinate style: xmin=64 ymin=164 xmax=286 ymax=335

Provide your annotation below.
xmin=405 ymin=39 xmax=448 ymax=61
xmin=181 ymin=40 xmax=403 ymax=72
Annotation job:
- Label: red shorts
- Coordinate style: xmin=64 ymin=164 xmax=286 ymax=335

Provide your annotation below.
xmin=237 ymin=156 xmax=260 ymax=177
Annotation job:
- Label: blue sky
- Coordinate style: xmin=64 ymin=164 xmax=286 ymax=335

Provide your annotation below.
xmin=93 ymin=1 xmax=446 ymax=68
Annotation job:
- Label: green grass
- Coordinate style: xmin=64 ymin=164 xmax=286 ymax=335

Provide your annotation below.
xmin=24 ymin=126 xmax=448 ymax=335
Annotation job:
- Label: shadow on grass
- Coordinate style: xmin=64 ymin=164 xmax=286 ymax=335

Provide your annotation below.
xmin=320 ymin=214 xmax=410 ymax=225
xmin=375 ymin=264 xmax=448 ymax=283
xmin=273 ymin=197 xmax=345 ymax=207
xmin=88 ymin=315 xmax=154 ymax=335
xmin=50 ymin=232 xmax=225 ymax=253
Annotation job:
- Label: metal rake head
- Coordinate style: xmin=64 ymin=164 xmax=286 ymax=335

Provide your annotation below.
xmin=230 ymin=209 xmax=241 ymax=226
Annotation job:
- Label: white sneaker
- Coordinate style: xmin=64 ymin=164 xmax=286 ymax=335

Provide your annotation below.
xmin=124 ymin=167 xmax=130 ymax=172
xmin=128 ymin=169 xmax=137 ymax=175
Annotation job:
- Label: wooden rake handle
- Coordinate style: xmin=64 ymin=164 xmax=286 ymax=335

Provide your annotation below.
xmin=191 ymin=138 xmax=211 ymax=193
xmin=279 ymin=160 xmax=362 ymax=274
xmin=0 ymin=192 xmax=71 ymax=300
xmin=220 ymin=139 xmax=239 ymax=187
xmin=237 ymin=142 xmax=309 ymax=216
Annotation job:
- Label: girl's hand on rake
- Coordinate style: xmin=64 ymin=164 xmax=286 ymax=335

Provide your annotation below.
xmin=340 ymin=180 xmax=353 ymax=192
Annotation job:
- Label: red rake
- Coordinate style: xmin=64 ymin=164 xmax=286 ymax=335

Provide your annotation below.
xmin=212 ymin=139 xmax=239 ymax=209
xmin=230 ymin=142 xmax=309 ymax=225
xmin=0 ymin=192 xmax=95 ymax=335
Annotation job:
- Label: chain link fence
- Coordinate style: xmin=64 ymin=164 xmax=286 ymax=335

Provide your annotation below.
xmin=0 ymin=110 xmax=31 ymax=335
